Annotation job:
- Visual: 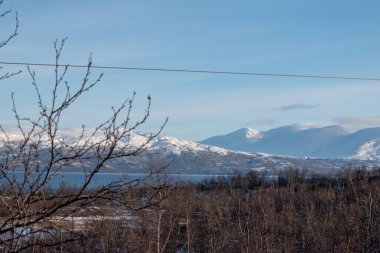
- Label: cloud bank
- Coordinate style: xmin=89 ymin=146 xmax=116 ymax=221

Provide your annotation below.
xmin=333 ymin=116 xmax=380 ymax=126
xmin=274 ymin=103 xmax=318 ymax=111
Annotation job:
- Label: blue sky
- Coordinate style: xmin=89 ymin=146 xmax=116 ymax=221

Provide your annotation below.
xmin=0 ymin=0 xmax=380 ymax=140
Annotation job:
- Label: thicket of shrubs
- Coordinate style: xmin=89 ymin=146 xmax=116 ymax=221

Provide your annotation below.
xmin=2 ymin=168 xmax=380 ymax=252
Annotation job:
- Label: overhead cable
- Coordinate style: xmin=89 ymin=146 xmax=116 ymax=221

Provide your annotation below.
xmin=0 ymin=61 xmax=379 ymax=81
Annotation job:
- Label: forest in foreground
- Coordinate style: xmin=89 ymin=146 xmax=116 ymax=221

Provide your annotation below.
xmin=2 ymin=168 xmax=379 ymax=252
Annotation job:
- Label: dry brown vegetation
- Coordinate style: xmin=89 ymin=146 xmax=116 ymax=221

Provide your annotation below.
xmin=3 ymin=168 xmax=379 ymax=252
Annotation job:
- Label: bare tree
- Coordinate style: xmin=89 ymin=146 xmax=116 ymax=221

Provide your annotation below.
xmin=0 ymin=37 xmax=167 ymax=252
xmin=0 ymin=0 xmax=21 ymax=81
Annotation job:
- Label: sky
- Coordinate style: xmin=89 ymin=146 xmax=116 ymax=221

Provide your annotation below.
xmin=0 ymin=0 xmax=380 ymax=141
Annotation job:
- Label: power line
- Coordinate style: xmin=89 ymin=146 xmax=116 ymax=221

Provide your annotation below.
xmin=0 ymin=60 xmax=379 ymax=81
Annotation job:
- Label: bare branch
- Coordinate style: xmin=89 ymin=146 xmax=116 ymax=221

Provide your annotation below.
xmin=0 ymin=10 xmax=18 ymax=48
xmin=0 ymin=1 xmax=21 ymax=80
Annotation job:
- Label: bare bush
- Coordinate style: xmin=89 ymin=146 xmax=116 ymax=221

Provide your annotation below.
xmin=0 ymin=37 xmax=167 ymax=252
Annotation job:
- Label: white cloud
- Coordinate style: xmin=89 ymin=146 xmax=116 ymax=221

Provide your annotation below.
xmin=273 ymin=103 xmax=318 ymax=111
xmin=293 ymin=122 xmax=327 ymax=130
xmin=333 ymin=116 xmax=380 ymax=126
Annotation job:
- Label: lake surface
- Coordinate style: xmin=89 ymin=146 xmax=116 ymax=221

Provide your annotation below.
xmin=1 ymin=171 xmax=230 ymax=189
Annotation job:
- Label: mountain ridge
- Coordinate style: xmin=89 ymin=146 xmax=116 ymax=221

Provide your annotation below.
xmin=1 ymin=125 xmax=380 ymax=175
xmin=200 ymin=125 xmax=380 ymax=160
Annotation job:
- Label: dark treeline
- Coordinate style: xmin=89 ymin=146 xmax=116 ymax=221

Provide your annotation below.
xmin=3 ymin=168 xmax=380 ymax=252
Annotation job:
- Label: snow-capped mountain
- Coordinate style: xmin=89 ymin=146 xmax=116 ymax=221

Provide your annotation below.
xmin=200 ymin=125 xmax=380 ymax=160
xmin=353 ymin=139 xmax=380 ymax=160
xmin=1 ymin=125 xmax=379 ymax=175
xmin=83 ymin=131 xmax=379 ymax=175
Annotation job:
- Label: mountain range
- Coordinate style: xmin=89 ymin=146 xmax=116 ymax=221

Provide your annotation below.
xmin=1 ymin=125 xmax=380 ymax=175
xmin=200 ymin=124 xmax=380 ymax=160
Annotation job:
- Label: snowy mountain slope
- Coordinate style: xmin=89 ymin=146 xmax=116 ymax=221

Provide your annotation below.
xmin=198 ymin=128 xmax=263 ymax=151
xmin=201 ymin=125 xmax=380 ymax=159
xmin=73 ymin=132 xmax=379 ymax=175
xmin=351 ymin=138 xmax=380 ymax=160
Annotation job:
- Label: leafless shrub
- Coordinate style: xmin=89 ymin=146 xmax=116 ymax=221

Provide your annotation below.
xmin=0 ymin=38 xmax=167 ymax=251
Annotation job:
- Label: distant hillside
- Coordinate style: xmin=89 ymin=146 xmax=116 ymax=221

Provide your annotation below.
xmin=200 ymin=125 xmax=380 ymax=160
xmin=1 ymin=126 xmax=379 ymax=175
